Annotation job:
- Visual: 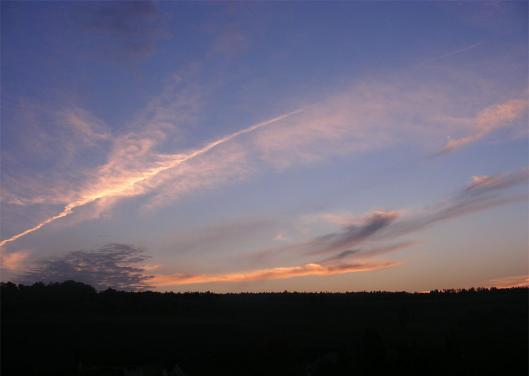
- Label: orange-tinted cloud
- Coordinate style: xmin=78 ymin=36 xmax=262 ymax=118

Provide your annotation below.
xmin=151 ymin=261 xmax=397 ymax=287
xmin=485 ymin=275 xmax=529 ymax=289
xmin=0 ymin=250 xmax=29 ymax=271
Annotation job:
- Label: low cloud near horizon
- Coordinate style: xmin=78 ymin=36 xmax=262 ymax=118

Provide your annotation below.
xmin=10 ymin=167 xmax=527 ymax=290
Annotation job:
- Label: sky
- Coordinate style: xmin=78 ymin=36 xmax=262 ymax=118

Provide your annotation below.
xmin=1 ymin=1 xmax=528 ymax=292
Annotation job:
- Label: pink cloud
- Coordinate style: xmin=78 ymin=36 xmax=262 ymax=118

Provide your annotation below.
xmin=441 ymin=97 xmax=528 ymax=153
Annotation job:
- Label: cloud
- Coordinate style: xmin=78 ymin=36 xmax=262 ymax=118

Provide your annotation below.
xmin=258 ymin=167 xmax=528 ymax=264
xmin=274 ymin=232 xmax=288 ymax=241
xmin=464 ymin=168 xmax=529 ymax=195
xmin=1 ymin=104 xmax=111 ymax=208
xmin=251 ymin=85 xmax=527 ymax=169
xmin=3 ymin=69 xmax=526 ymax=247
xmin=2 ymin=74 xmax=200 ymax=239
xmin=252 ymin=210 xmax=405 ymax=267
xmin=7 ymin=168 xmax=525 ymax=289
xmin=440 ymin=97 xmax=528 ymax=153
xmin=247 ymin=82 xmax=478 ymax=169
xmin=0 ymin=249 xmax=29 ymax=271
xmin=150 ymin=260 xmax=397 ymax=287
xmin=16 ymin=244 xmax=153 ymax=291
xmin=485 ymin=275 xmax=529 ymax=289
xmin=8 ymin=240 xmax=396 ymax=289
xmin=250 ymin=88 xmax=397 ymax=169
xmin=141 ymin=141 xmax=255 ymax=211
xmin=305 ymin=210 xmax=400 ymax=256
xmin=0 ymin=109 xmax=302 ymax=247
xmin=60 ymin=108 xmax=111 ymax=145
xmin=381 ymin=167 xmax=529 ymax=239
xmin=319 ymin=241 xmax=415 ymax=265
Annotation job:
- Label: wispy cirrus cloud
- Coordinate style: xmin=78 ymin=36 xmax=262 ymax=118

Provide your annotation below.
xmin=257 ymin=167 xmax=528 ymax=265
xmin=141 ymin=141 xmax=255 ymax=211
xmin=439 ymin=97 xmax=528 ymax=154
xmin=251 ymin=85 xmax=527 ymax=169
xmin=305 ymin=210 xmax=400 ymax=256
xmin=250 ymin=212 xmax=410 ymax=271
xmin=319 ymin=241 xmax=416 ymax=265
xmin=379 ymin=167 xmax=529 ymax=240
xmin=0 ymin=109 xmax=302 ymax=247
xmin=465 ymin=168 xmax=529 ymax=195
xmin=1 ymin=104 xmax=111 ymax=209
xmin=61 ymin=108 xmax=111 ymax=145
xmin=0 ymin=74 xmax=202 ymax=238
xmin=3 ymin=69 xmax=527 ymax=247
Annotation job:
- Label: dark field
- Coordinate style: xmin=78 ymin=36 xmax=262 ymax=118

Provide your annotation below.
xmin=1 ymin=282 xmax=527 ymax=376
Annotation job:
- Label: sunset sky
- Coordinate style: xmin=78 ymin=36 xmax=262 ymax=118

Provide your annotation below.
xmin=1 ymin=1 xmax=527 ymax=292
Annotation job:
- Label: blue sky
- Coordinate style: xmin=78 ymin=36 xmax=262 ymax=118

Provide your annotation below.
xmin=1 ymin=1 xmax=527 ymax=291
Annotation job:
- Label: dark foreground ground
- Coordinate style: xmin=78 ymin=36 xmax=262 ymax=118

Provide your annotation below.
xmin=1 ymin=282 xmax=528 ymax=376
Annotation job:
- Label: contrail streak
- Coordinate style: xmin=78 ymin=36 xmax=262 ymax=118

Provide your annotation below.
xmin=0 ymin=109 xmax=304 ymax=247
xmin=417 ymin=42 xmax=482 ymax=66
xmin=435 ymin=42 xmax=482 ymax=60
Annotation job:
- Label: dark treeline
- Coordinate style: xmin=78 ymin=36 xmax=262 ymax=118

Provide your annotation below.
xmin=1 ymin=281 xmax=528 ymax=376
